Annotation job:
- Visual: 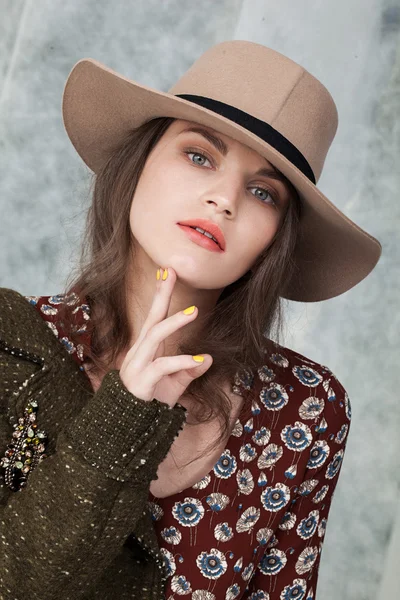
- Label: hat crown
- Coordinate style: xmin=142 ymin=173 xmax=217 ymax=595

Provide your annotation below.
xmin=169 ymin=40 xmax=338 ymax=182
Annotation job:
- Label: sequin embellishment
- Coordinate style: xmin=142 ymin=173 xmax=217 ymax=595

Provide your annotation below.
xmin=0 ymin=398 xmax=48 ymax=492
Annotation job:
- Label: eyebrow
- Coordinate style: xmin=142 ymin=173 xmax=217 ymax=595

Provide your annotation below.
xmin=178 ymin=125 xmax=292 ymax=195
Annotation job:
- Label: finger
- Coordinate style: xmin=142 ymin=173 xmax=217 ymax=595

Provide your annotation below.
xmin=125 ymin=266 xmax=176 ymax=356
xmin=124 ymin=302 xmax=199 ymax=372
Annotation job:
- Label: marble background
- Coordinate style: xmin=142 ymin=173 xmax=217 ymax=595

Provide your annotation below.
xmin=0 ymin=1 xmax=399 ymax=598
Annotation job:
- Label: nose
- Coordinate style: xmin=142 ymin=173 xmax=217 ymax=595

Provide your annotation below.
xmin=203 ymin=172 xmax=244 ymax=216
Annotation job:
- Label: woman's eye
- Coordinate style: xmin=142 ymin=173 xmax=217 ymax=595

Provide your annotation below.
xmin=250 ymin=186 xmax=279 ymax=208
xmin=184 ymin=149 xmax=212 ymax=167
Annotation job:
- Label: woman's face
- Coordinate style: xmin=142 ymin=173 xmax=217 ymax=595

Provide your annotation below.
xmin=129 ymin=118 xmax=292 ymax=290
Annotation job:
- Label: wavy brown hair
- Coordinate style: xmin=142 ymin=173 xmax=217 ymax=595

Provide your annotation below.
xmin=58 ymin=116 xmax=302 ymax=462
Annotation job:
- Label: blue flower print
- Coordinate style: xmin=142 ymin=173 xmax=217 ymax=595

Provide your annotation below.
xmin=260 ymin=382 xmax=289 ymax=411
xmin=236 ymin=506 xmax=260 ymax=533
xmin=296 ymin=510 xmax=319 ymax=540
xmin=297 ymin=478 xmax=318 ymax=497
xmin=24 ymin=295 xmax=40 ymax=306
xmin=326 ymin=449 xmax=344 ymax=479
xmin=40 ymin=304 xmax=57 ymax=316
xmin=256 ymin=526 xmax=274 ymax=546
xmin=160 ymin=548 xmax=176 ymax=578
xmin=231 ymin=419 xmax=244 ymax=437
xmin=60 ymin=337 xmax=76 ymax=354
xmin=280 ymin=421 xmax=313 ymax=452
xmin=285 ymin=465 xmax=298 ymax=480
xmin=48 ymin=294 xmax=67 ymax=305
xmin=251 ymin=399 xmax=261 ymax=415
xmin=257 ymin=443 xmax=283 ymax=470
xmin=170 ymin=574 xmax=192 ymax=594
xmin=248 ymin=591 xmax=269 ymax=600
xmin=258 ymin=548 xmax=287 ymax=575
xmin=206 ymin=493 xmax=230 ymax=512
xmin=293 ymin=365 xmax=323 ymax=387
xmin=252 ymin=426 xmax=271 ymax=446
xmin=344 ymin=391 xmax=352 ymax=420
xmin=214 ymin=521 xmax=233 ymax=542
xmin=241 ymin=561 xmax=254 ymax=581
xmin=239 ymin=443 xmax=257 ymax=463
xmin=196 ymin=548 xmax=227 ymax=580
xmin=148 ymin=501 xmax=163 ymax=521
xmin=336 ymin=423 xmax=349 ymax=444
xmin=192 ymin=473 xmax=211 ymax=489
xmin=269 ymin=352 xmax=289 ymax=368
xmin=277 ymin=511 xmax=296 ymax=531
xmin=296 ymin=546 xmax=319 ymax=574
xmin=306 ymin=440 xmax=331 ymax=469
xmin=225 ymin=583 xmax=241 ymax=599
xmin=172 ymin=497 xmax=204 ymax=527
xmin=298 ymin=395 xmax=325 ymax=420
xmin=234 ymin=368 xmax=254 ymax=392
xmin=279 ymin=578 xmax=308 ymax=600
xmin=318 ymin=517 xmax=327 ymax=537
xmin=261 ymin=483 xmax=291 ymax=512
xmin=258 ymin=364 xmax=276 ymax=383
xmin=213 ymin=450 xmax=237 ymax=479
xmin=236 ymin=469 xmax=254 ymax=495
xmin=315 ymin=416 xmax=328 ymax=434
xmin=244 ymin=418 xmax=254 ymax=433
xmin=313 ymin=485 xmax=329 ymax=503
xmin=257 ymin=472 xmax=267 ymax=487
xmin=160 ymin=525 xmax=182 ymax=545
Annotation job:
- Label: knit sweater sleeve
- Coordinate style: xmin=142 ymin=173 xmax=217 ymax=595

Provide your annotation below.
xmin=0 ymin=354 xmax=187 ymax=599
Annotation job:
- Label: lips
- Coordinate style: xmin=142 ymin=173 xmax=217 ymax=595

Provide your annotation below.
xmin=177 ymin=218 xmax=226 ymax=251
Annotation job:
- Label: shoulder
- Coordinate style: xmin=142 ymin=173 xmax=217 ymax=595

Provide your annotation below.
xmin=243 ymin=339 xmax=352 ymax=434
xmin=0 ymin=287 xmax=67 ymax=362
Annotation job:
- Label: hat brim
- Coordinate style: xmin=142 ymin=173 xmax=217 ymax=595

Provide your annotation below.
xmin=62 ymin=58 xmax=382 ymax=303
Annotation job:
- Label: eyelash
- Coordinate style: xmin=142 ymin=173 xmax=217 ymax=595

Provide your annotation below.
xmin=183 ymin=147 xmax=280 ymax=208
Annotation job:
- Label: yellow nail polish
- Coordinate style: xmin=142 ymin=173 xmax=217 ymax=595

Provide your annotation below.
xmin=162 ymin=268 xmax=168 ymax=281
xmin=192 ymin=355 xmax=204 ymax=363
xmin=183 ymin=305 xmax=196 ymax=315
xmin=156 ymin=268 xmax=160 ymax=280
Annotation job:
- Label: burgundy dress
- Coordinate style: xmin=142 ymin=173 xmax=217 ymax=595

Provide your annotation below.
xmin=27 ymin=292 xmax=351 ymax=600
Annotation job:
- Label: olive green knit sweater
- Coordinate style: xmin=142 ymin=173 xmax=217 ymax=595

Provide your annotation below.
xmin=0 ymin=288 xmax=187 ymax=600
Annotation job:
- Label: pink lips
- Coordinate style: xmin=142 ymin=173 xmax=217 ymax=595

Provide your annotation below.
xmin=177 ymin=224 xmax=224 ymax=253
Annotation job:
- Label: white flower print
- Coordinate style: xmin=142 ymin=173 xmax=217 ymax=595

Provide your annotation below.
xmin=148 ymin=501 xmax=164 ymax=521
xmin=225 ymin=583 xmax=241 ymax=599
xmin=298 ymin=395 xmax=325 ymax=420
xmin=160 ymin=548 xmax=176 ymax=578
xmin=192 ymin=473 xmax=211 ymax=489
xmin=170 ymin=574 xmax=192 ymax=594
xmin=231 ymin=419 xmax=243 ymax=437
xmin=192 ymin=591 xmax=216 ymax=600
xmin=252 ymin=426 xmax=271 ymax=446
xmin=236 ymin=506 xmax=260 ymax=533
xmin=293 ymin=365 xmax=323 ymax=387
xmin=214 ymin=521 xmax=233 ymax=542
xmin=298 ymin=478 xmax=319 ymax=496
xmin=258 ymin=548 xmax=287 ymax=575
xmin=241 ymin=561 xmax=254 ymax=581
xmin=312 ymin=484 xmax=329 ymax=503
xmin=172 ymin=498 xmax=205 ymax=527
xmin=256 ymin=526 xmax=274 ymax=546
xmin=257 ymin=443 xmax=283 ymax=469
xmin=239 ymin=443 xmax=257 ymax=463
xmin=196 ymin=548 xmax=228 ymax=579
xmin=161 ymin=525 xmax=182 ymax=545
xmin=236 ymin=469 xmax=254 ymax=495
xmin=295 ymin=546 xmax=319 ymax=574
xmin=206 ymin=493 xmax=230 ymax=512
xmin=269 ymin=352 xmax=289 ymax=367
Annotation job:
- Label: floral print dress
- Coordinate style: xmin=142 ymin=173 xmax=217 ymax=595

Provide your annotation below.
xmin=27 ymin=292 xmax=352 ymax=600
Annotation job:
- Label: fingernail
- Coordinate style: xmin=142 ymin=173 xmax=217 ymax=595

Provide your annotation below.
xmin=183 ymin=305 xmax=196 ymax=315
xmin=156 ymin=268 xmax=161 ymax=280
xmin=192 ymin=355 xmax=204 ymax=363
xmin=162 ymin=268 xmax=168 ymax=281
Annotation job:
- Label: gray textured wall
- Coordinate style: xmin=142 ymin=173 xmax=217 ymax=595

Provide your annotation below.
xmin=0 ymin=1 xmax=398 ymax=599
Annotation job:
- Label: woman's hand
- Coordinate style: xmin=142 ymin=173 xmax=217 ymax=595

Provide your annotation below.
xmin=119 ymin=267 xmax=212 ymax=407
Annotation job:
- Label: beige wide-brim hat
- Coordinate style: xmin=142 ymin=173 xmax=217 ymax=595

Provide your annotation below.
xmin=62 ymin=40 xmax=382 ymax=303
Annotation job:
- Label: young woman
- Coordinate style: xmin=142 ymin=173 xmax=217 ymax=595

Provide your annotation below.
xmin=0 ymin=41 xmax=381 ymax=599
